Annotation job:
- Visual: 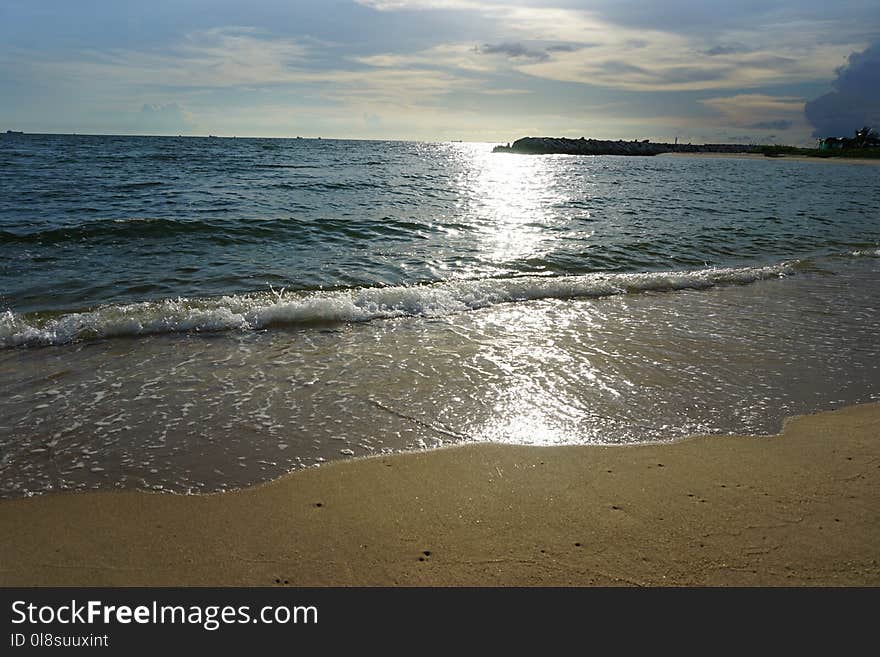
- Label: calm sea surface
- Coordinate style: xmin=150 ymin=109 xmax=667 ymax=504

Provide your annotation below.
xmin=1 ymin=134 xmax=878 ymax=496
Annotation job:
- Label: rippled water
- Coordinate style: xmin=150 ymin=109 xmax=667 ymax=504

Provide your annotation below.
xmin=1 ymin=133 xmax=878 ymax=497
xmin=3 ymin=135 xmax=878 ymax=317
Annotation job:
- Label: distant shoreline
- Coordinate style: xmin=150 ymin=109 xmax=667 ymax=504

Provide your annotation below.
xmin=493 ymin=136 xmax=756 ymax=156
xmin=658 ymin=151 xmax=880 ymax=166
xmin=493 ymin=136 xmax=880 ymax=162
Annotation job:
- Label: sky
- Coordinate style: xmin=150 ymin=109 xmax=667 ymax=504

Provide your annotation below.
xmin=1 ymin=1 xmax=878 ymax=143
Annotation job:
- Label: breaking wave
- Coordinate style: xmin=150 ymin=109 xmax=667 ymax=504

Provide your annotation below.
xmin=0 ymin=263 xmax=795 ymax=347
xmin=850 ymin=247 xmax=880 ymax=257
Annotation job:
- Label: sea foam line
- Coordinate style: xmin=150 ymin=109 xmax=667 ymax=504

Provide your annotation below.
xmin=1 ymin=263 xmax=794 ymax=348
xmin=850 ymin=248 xmax=880 ymax=257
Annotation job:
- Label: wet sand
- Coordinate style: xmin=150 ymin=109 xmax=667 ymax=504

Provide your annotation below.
xmin=1 ymin=403 xmax=878 ymax=586
xmin=658 ymin=152 xmax=880 ymax=165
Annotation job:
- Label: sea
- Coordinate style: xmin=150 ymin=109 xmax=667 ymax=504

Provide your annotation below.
xmin=1 ymin=133 xmax=878 ymax=497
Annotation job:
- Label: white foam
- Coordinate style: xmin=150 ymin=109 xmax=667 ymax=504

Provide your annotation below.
xmin=0 ymin=263 xmax=794 ymax=347
xmin=850 ymin=248 xmax=880 ymax=257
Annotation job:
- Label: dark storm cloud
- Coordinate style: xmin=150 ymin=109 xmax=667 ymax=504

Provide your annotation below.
xmin=805 ymin=39 xmax=880 ymax=136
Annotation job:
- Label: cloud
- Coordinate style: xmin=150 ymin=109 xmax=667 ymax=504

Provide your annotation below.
xmin=355 ymin=0 xmax=489 ymax=9
xmin=27 ymin=27 xmax=477 ymax=110
xmin=476 ymin=41 xmax=588 ymax=62
xmin=319 ymin=67 xmax=475 ymax=105
xmin=744 ymin=119 xmax=794 ymax=130
xmin=136 ymin=102 xmax=195 ymax=133
xmin=561 ymin=1 xmax=878 ymax=43
xmin=479 ymin=42 xmax=550 ymax=61
xmin=702 ymin=94 xmax=804 ymax=116
xmin=805 ymin=39 xmax=880 ymax=136
xmin=4 ymin=0 xmax=877 ymax=142
xmin=356 ymin=0 xmax=867 ymax=92
xmin=700 ymin=94 xmax=806 ymax=138
xmin=704 ymin=44 xmax=750 ymax=56
xmin=353 ymin=42 xmax=497 ymax=76
xmin=29 ymin=27 xmax=310 ymax=89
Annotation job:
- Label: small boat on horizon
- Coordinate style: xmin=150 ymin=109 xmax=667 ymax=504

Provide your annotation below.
xmin=6 ymin=130 xmax=23 ymax=134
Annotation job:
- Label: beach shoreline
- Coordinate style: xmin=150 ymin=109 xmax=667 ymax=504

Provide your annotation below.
xmin=1 ymin=402 xmax=878 ymax=586
xmin=657 ymin=151 xmax=880 ymax=165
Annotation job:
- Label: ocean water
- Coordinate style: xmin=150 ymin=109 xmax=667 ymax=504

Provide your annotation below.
xmin=1 ymin=133 xmax=879 ymax=496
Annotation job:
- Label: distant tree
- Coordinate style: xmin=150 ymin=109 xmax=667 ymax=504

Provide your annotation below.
xmin=854 ymin=126 xmax=879 ymax=147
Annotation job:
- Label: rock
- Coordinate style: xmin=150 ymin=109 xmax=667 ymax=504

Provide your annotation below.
xmin=492 ymin=136 xmax=759 ymax=156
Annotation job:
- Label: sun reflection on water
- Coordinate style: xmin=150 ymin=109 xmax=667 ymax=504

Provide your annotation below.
xmin=441 ymin=144 xmax=612 ymax=445
xmin=450 ymin=143 xmax=570 ymax=267
xmin=461 ymin=299 xmax=623 ymax=446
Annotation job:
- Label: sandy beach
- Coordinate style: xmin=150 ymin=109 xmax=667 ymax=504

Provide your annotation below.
xmin=1 ymin=402 xmax=877 ymax=586
xmin=3 ymin=0 xmax=879 ymax=599
xmin=658 ymin=152 xmax=880 ymax=165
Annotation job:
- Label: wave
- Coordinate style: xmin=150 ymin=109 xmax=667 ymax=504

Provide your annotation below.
xmin=0 ymin=217 xmax=222 ymax=244
xmin=253 ymin=163 xmax=317 ymax=169
xmin=1 ymin=263 xmax=794 ymax=347
xmin=0 ymin=217 xmax=304 ymax=245
xmin=850 ymin=247 xmax=880 ymax=257
xmin=113 ymin=181 xmax=165 ymax=190
xmin=0 ymin=215 xmax=437 ymax=245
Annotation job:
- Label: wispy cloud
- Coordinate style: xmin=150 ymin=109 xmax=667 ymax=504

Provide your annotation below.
xmin=356 ymin=1 xmax=868 ymax=92
xmin=700 ymin=94 xmax=807 ymax=138
xmin=744 ymin=119 xmax=794 ymax=130
xmin=355 ymin=0 xmax=491 ymax=9
xmin=138 ymin=102 xmax=195 ymax=131
xmin=514 ymin=32 xmax=856 ymax=92
xmin=24 ymin=27 xmax=480 ymax=107
xmin=703 ymin=44 xmax=752 ymax=56
xmin=37 ymin=27 xmax=309 ymax=89
xmin=2 ymin=0 xmax=877 ymax=141
xmin=479 ymin=42 xmax=550 ymax=61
